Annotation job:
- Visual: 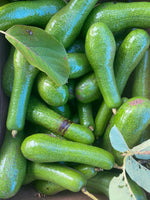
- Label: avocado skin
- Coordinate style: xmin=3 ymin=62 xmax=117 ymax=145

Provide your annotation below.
xmin=0 ymin=130 xmax=26 ymax=199
xmin=102 ymin=97 xmax=150 ymax=165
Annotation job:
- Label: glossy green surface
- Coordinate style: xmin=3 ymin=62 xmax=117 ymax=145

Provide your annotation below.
xmin=24 ymin=162 xmax=86 ymax=192
xmin=0 ymin=0 xmax=66 ymax=31
xmin=132 ymin=49 xmax=150 ymax=143
xmin=6 ymin=49 xmax=39 ymax=132
xmin=21 ymin=133 xmax=114 ymax=170
xmin=85 ymin=22 xmax=121 ymax=109
xmin=114 ymin=29 xmax=150 ymax=95
xmin=34 ymin=164 xmax=97 ymax=195
xmin=68 ymin=53 xmax=92 ymax=79
xmin=26 ymin=95 xmax=94 ymax=144
xmin=37 ymin=72 xmax=69 ymax=107
xmin=82 ymin=2 xmax=150 ymax=36
xmin=0 ymin=130 xmax=26 ymax=199
xmin=77 ymin=101 xmax=95 ymax=131
xmin=2 ymin=46 xmax=15 ymax=97
xmin=132 ymin=49 xmax=150 ymax=99
xmin=75 ymin=73 xmax=102 ymax=103
xmin=102 ymin=97 xmax=150 ymax=165
xmin=45 ymin=0 xmax=98 ymax=48
xmin=95 ymin=28 xmax=150 ymax=137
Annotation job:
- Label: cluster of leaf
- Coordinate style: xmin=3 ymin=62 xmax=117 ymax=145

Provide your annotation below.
xmin=109 ymin=125 xmax=150 ymax=200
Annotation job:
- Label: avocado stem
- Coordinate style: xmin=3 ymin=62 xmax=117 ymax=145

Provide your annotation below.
xmin=81 ymin=187 xmax=99 ymax=200
xmin=113 ymin=163 xmax=123 ymax=170
xmin=94 ymin=167 xmax=103 ymax=172
xmin=89 ymin=125 xmax=94 ymax=131
xmin=112 ymin=108 xmax=117 ymax=115
xmin=12 ymin=130 xmax=18 ymax=138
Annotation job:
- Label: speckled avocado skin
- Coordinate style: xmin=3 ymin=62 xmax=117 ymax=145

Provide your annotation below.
xmin=37 ymin=72 xmax=69 ymax=107
xmin=6 ymin=49 xmax=39 ymax=132
xmin=95 ymin=28 xmax=150 ymax=138
xmin=26 ymin=95 xmax=94 ymax=144
xmin=45 ymin=0 xmax=98 ymax=48
xmin=0 ymin=130 xmax=26 ymax=199
xmin=85 ymin=22 xmax=121 ymax=109
xmin=132 ymin=49 xmax=150 ymax=99
xmin=21 ymin=133 xmax=115 ymax=170
xmin=82 ymin=2 xmax=150 ymax=36
xmin=75 ymin=73 xmax=102 ymax=103
xmin=0 ymin=0 xmax=66 ymax=31
xmin=102 ymin=97 xmax=150 ymax=165
xmin=23 ymin=162 xmax=87 ymax=192
xmin=25 ymin=164 xmax=97 ymax=195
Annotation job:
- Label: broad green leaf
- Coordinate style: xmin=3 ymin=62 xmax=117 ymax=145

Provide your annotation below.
xmin=2 ymin=25 xmax=69 ymax=86
xmin=125 ymin=155 xmax=150 ymax=192
xmin=109 ymin=125 xmax=129 ymax=152
xmin=109 ymin=173 xmax=136 ymax=200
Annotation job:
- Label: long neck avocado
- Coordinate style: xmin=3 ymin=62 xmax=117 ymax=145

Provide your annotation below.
xmin=82 ymin=2 xmax=150 ymax=37
xmin=6 ymin=49 xmax=39 ymax=137
xmin=45 ymin=0 xmax=98 ymax=48
xmin=94 ymin=28 xmax=150 ymax=138
xmin=85 ymin=22 xmax=121 ymax=109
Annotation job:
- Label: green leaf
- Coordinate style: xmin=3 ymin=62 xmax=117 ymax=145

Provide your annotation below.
xmin=2 ymin=25 xmax=69 ymax=86
xmin=125 ymin=155 xmax=150 ymax=192
xmin=109 ymin=173 xmax=136 ymax=200
xmin=109 ymin=125 xmax=129 ymax=152
xmin=131 ymin=139 xmax=150 ymax=153
xmin=131 ymin=140 xmax=150 ymax=160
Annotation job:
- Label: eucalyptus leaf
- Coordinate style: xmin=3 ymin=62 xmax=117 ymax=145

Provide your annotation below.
xmin=109 ymin=125 xmax=129 ymax=152
xmin=109 ymin=173 xmax=136 ymax=200
xmin=2 ymin=25 xmax=69 ymax=86
xmin=125 ymin=155 xmax=150 ymax=192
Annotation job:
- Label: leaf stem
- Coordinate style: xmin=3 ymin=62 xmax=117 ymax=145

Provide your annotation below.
xmin=81 ymin=187 xmax=99 ymax=200
xmin=113 ymin=163 xmax=123 ymax=170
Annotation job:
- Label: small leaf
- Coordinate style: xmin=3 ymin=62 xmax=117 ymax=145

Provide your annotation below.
xmin=109 ymin=173 xmax=136 ymax=200
xmin=125 ymin=155 xmax=150 ymax=192
xmin=3 ymin=25 xmax=69 ymax=86
xmin=109 ymin=125 xmax=129 ymax=152
xmin=135 ymin=147 xmax=150 ymax=160
xmin=131 ymin=139 xmax=150 ymax=153
xmin=131 ymin=140 xmax=150 ymax=160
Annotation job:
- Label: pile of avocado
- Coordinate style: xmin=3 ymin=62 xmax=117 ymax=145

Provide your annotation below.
xmin=0 ymin=0 xmax=150 ymax=199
